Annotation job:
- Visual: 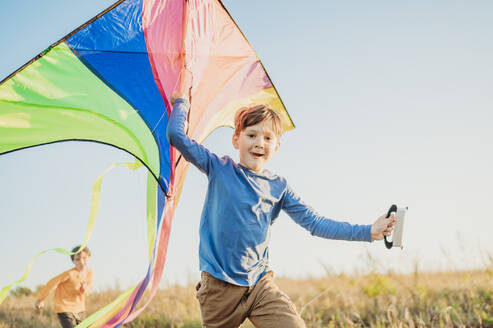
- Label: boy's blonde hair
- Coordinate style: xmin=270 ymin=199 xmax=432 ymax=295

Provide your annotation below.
xmin=234 ymin=104 xmax=283 ymax=137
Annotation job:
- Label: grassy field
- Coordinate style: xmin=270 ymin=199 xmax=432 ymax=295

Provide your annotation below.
xmin=1 ymin=268 xmax=493 ymax=327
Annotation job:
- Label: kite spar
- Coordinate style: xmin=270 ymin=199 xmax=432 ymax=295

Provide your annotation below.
xmin=0 ymin=0 xmax=294 ymax=326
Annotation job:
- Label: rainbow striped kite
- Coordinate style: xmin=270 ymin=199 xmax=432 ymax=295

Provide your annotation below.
xmin=0 ymin=0 xmax=293 ymax=326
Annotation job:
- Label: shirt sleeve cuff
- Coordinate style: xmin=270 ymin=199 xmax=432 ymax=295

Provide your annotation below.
xmin=362 ymin=224 xmax=373 ymax=242
xmin=174 ymin=97 xmax=190 ymax=110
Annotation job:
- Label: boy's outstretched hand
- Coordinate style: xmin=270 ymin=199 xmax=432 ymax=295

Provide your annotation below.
xmin=371 ymin=212 xmax=396 ymax=241
xmin=34 ymin=299 xmax=44 ymax=309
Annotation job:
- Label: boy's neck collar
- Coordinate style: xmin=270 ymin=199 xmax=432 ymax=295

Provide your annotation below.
xmin=238 ymin=163 xmax=274 ymax=178
xmin=239 ymin=163 xmax=263 ymax=174
xmin=74 ymin=266 xmax=88 ymax=273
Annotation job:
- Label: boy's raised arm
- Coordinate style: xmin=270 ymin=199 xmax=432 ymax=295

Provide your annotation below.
xmin=166 ymin=68 xmax=219 ymax=175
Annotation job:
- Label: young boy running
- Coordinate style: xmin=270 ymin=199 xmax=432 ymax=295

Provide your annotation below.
xmin=167 ymin=78 xmax=395 ymax=327
xmin=35 ymin=246 xmax=93 ymax=328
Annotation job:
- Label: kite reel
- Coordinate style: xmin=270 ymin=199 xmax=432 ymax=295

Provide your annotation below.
xmin=384 ymin=204 xmax=408 ymax=249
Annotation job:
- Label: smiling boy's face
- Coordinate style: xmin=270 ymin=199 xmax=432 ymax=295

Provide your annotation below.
xmin=73 ymin=251 xmax=90 ymax=271
xmin=232 ymin=119 xmax=280 ymax=173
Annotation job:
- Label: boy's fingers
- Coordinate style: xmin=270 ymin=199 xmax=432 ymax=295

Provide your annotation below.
xmin=386 ymin=216 xmax=396 ymax=226
xmin=383 ymin=224 xmax=393 ymax=232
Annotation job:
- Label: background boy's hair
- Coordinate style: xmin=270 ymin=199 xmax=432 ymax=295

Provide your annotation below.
xmin=234 ymin=104 xmax=283 ymax=137
xmin=71 ymin=245 xmax=91 ymax=261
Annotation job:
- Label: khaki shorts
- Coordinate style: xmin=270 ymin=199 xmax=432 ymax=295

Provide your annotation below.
xmin=195 ymin=271 xmax=305 ymax=328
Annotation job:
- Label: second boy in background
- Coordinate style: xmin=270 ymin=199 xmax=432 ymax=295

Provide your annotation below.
xmin=35 ymin=246 xmax=93 ymax=328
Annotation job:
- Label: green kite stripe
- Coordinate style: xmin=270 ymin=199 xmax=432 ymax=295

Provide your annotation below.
xmin=0 ymin=42 xmax=160 ymax=177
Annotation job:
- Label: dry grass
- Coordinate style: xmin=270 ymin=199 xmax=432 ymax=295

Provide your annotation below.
xmin=1 ymin=268 xmax=493 ymax=327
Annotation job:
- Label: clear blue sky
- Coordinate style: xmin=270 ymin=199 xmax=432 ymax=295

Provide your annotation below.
xmin=1 ymin=1 xmax=493 ymax=291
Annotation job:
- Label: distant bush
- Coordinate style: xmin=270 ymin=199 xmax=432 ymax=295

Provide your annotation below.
xmin=10 ymin=286 xmax=33 ymax=298
xmin=362 ymin=273 xmax=396 ymax=297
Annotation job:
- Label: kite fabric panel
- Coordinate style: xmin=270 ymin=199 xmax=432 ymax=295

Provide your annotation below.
xmin=0 ymin=0 xmax=294 ymax=326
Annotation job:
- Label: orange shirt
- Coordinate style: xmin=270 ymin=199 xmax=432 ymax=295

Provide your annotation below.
xmin=37 ymin=267 xmax=93 ymax=313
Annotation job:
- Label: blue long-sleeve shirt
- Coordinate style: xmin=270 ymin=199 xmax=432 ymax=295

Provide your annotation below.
xmin=167 ymin=98 xmax=372 ymax=286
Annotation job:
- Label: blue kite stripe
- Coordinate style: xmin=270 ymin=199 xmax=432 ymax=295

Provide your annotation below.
xmin=66 ymin=0 xmax=171 ymax=191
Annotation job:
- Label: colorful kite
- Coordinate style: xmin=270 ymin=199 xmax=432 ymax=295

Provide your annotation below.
xmin=0 ymin=0 xmax=293 ymax=326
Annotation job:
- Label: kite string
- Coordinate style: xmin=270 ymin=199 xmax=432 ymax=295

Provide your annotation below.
xmin=150 ymin=62 xmax=193 ymax=135
xmin=298 ymin=284 xmax=332 ymax=316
